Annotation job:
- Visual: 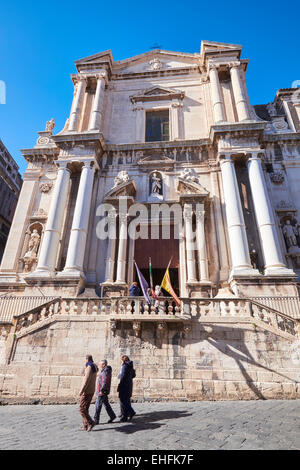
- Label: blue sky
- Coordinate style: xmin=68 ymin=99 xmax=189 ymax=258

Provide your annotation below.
xmin=1 ymin=0 xmax=299 ymax=175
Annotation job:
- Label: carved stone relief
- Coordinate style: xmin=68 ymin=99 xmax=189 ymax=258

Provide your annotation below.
xmin=270 ymin=170 xmax=285 ymax=184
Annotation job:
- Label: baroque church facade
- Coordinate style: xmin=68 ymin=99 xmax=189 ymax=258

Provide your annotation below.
xmin=0 ymin=41 xmax=300 ymax=401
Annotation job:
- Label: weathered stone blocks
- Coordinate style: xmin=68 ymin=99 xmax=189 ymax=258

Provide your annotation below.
xmin=0 ymin=318 xmax=300 ymax=402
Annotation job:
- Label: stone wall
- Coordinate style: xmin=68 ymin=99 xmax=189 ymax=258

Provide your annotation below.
xmin=0 ymin=318 xmax=299 ymax=403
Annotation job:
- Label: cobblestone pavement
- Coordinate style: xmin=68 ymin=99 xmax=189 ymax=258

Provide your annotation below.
xmin=0 ymin=400 xmax=299 ymax=450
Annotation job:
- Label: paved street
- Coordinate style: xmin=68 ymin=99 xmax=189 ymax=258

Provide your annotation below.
xmin=0 ymin=400 xmax=299 ymax=450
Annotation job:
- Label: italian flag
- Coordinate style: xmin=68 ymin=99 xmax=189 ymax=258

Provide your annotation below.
xmin=161 ymin=260 xmax=181 ymax=307
xmin=149 ymin=258 xmax=159 ymax=300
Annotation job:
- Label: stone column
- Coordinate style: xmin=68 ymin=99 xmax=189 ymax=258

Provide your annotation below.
xmin=195 ymin=206 xmax=210 ymax=282
xmin=135 ymin=106 xmax=145 ymax=142
xmin=115 ymin=213 xmax=128 ymax=284
xmin=209 ymin=66 xmax=226 ymax=123
xmin=89 ymin=73 xmax=106 ymax=131
xmin=171 ymin=103 xmax=182 ymax=140
xmin=248 ymin=154 xmax=295 ymax=276
xmin=220 ymin=155 xmax=259 ymax=277
xmin=230 ymin=64 xmax=250 ymax=121
xmin=184 ymin=204 xmax=197 ymax=283
xmin=68 ymin=77 xmax=86 ymax=132
xmin=104 ymin=211 xmax=117 ymax=283
xmin=32 ymin=162 xmax=71 ymax=276
xmin=59 ymin=161 xmax=95 ymax=276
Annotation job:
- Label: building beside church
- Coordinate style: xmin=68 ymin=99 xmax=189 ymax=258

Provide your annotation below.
xmin=0 ymin=139 xmax=22 ymax=263
xmin=0 ymin=41 xmax=300 ymax=402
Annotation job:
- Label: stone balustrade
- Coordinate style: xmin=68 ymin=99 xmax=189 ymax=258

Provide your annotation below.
xmin=0 ymin=296 xmax=58 ymax=323
xmin=250 ymin=296 xmax=300 ymax=319
xmin=1 ymin=296 xmax=299 ymax=341
xmin=250 ymin=300 xmax=299 ymax=337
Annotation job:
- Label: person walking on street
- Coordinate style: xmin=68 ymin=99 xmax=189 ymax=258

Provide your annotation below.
xmin=117 ymin=355 xmax=136 ymax=422
xmin=78 ymin=355 xmax=98 ymax=432
xmin=94 ymin=359 xmax=116 ymax=425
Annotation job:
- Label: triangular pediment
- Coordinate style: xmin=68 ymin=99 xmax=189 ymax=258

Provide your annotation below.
xmin=145 ymin=86 xmax=178 ymax=96
xmin=177 ymin=178 xmax=209 ymax=198
xmin=131 ymin=86 xmax=184 ymax=103
xmin=74 ymin=50 xmax=113 ymax=72
xmin=137 ymin=154 xmax=175 ymax=167
xmin=104 ymin=179 xmax=137 ymax=200
xmin=201 ymin=40 xmax=242 ymax=64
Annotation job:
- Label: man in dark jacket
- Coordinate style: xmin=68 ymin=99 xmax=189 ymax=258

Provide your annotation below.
xmin=94 ymin=359 xmax=116 ymax=424
xmin=129 ymin=282 xmax=141 ymax=297
xmin=117 ymin=355 xmax=136 ymax=422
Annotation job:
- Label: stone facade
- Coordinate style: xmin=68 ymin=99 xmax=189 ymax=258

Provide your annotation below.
xmin=0 ymin=139 xmax=22 ymax=263
xmin=0 ymin=41 xmax=300 ymax=401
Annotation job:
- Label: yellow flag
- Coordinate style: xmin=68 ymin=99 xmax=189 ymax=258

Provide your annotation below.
xmin=161 ymin=267 xmax=180 ymax=307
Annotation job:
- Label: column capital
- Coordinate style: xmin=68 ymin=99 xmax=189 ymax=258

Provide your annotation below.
xmin=171 ymin=102 xmax=183 ymax=108
xmin=218 ymin=153 xmax=233 ymax=164
xmin=247 ymin=151 xmax=265 ymax=161
xmin=74 ymin=74 xmax=87 ymax=83
xmin=119 ymin=212 xmax=128 ymax=223
xmin=195 ymin=208 xmax=205 ymax=221
xmin=183 ymin=203 xmax=194 ymax=218
xmin=56 ymin=160 xmax=71 ymax=172
xmin=95 ymin=71 xmax=108 ymax=81
xmin=82 ymin=159 xmax=95 ymax=169
xmin=208 ymin=63 xmax=219 ymax=72
xmin=228 ymin=61 xmax=241 ymax=70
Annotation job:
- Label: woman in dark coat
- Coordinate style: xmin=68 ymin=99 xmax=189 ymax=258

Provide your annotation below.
xmin=117 ymin=355 xmax=136 ymax=422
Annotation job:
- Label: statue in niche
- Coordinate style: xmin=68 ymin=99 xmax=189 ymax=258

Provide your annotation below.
xmin=150 ymin=172 xmax=162 ymax=195
xmin=45 ymin=118 xmax=55 ymax=134
xmin=23 ymin=229 xmax=41 ymax=272
xmin=282 ymin=220 xmax=299 ymax=250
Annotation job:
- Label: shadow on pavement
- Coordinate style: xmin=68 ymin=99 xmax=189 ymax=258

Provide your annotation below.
xmin=92 ymin=409 xmax=193 ymax=434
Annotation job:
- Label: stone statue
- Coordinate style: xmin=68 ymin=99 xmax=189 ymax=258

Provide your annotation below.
xmin=28 ymin=229 xmax=40 ymax=253
xmin=282 ymin=220 xmax=298 ymax=249
xmin=23 ymin=229 xmax=41 ymax=272
xmin=154 ymin=285 xmax=161 ymax=308
xmin=150 ymin=172 xmax=162 ymax=195
xmin=266 ymin=102 xmax=277 ymax=117
xmin=45 ymin=118 xmax=55 ymax=134
xmin=114 ymin=170 xmax=129 ymax=187
xmin=180 ymin=168 xmax=200 ymax=185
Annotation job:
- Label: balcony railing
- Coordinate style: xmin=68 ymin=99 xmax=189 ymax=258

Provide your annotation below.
xmin=0 ymin=296 xmax=299 ymax=341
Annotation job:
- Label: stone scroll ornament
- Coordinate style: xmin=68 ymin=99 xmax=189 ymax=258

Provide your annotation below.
xmin=39 ymin=182 xmax=53 ymax=193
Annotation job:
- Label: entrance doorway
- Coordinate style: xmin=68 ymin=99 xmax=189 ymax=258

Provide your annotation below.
xmin=134 ymin=224 xmax=180 ymax=296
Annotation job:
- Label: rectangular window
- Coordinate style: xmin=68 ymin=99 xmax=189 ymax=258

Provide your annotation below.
xmin=145 ymin=110 xmax=169 ymax=142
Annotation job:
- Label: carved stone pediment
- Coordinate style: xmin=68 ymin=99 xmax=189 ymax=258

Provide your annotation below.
xmin=130 ymin=86 xmax=185 ymax=103
xmin=104 ymin=179 xmax=137 ymax=200
xmin=177 ymin=178 xmax=209 ymax=199
xmin=138 ymin=154 xmax=175 ymax=168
